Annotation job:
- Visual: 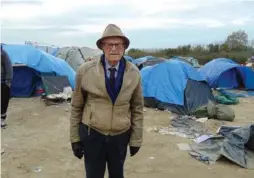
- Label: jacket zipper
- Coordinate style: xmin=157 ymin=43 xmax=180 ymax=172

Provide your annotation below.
xmin=88 ymin=105 xmax=92 ymax=136
xmin=110 ymin=104 xmax=114 ymax=134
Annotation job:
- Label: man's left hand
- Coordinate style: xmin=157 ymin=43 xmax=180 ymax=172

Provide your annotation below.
xmin=71 ymin=141 xmax=84 ymax=159
xmin=130 ymin=146 xmax=140 ymax=156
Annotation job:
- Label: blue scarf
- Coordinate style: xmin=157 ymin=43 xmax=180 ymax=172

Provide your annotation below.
xmin=101 ymin=55 xmax=126 ymax=104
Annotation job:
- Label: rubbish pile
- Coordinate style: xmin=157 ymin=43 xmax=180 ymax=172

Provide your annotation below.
xmin=41 ymin=87 xmax=73 ymax=106
xmin=189 ymin=124 xmax=254 ymax=169
xmin=156 ymin=115 xmax=210 ymax=139
xmin=153 ymin=101 xmax=254 ymax=169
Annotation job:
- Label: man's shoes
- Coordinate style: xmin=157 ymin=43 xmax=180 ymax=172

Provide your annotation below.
xmin=1 ymin=119 xmax=7 ymax=128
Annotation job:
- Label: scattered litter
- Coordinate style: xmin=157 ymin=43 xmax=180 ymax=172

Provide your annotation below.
xmin=158 ymin=127 xmax=193 ymax=138
xmin=193 ymin=135 xmax=213 ymax=143
xmin=34 ymin=167 xmax=42 ymax=172
xmin=149 ymin=157 xmax=155 ymax=160
xmin=196 ymin=117 xmax=208 ymax=123
xmin=146 ymin=127 xmax=156 ymax=132
xmin=1 ymin=148 xmax=5 ymax=154
xmin=143 ymin=108 xmax=147 ymax=112
xmin=41 ymin=86 xmax=73 ymax=106
xmin=189 ymin=151 xmax=210 ymax=164
xmin=153 ymin=127 xmax=159 ymax=132
xmin=177 ymin=143 xmax=191 ymax=151
xmin=170 ymin=115 xmax=209 ymax=138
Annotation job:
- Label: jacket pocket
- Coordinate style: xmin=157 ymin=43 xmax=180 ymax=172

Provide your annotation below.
xmin=89 ymin=103 xmax=112 ymax=132
xmin=111 ymin=104 xmax=131 ymax=132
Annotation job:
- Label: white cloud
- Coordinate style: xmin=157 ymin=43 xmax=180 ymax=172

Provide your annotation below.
xmin=231 ymin=17 xmax=252 ymax=25
xmin=125 ymin=0 xmax=200 ymax=16
xmin=2 ymin=0 xmax=252 ymax=30
xmin=1 ymin=0 xmax=122 ymax=20
xmin=1 ymin=0 xmax=254 ymax=47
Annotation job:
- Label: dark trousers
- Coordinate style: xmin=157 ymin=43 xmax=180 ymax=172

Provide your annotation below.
xmin=79 ymin=123 xmax=130 ymax=178
xmin=1 ymin=83 xmax=11 ymax=120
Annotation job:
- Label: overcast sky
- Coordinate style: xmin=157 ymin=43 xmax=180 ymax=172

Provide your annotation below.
xmin=1 ymin=0 xmax=254 ymax=49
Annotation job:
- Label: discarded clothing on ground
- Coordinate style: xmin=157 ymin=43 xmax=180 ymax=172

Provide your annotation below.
xmin=168 ymin=115 xmax=210 ymax=139
xmin=217 ymin=88 xmax=254 ymax=98
xmin=191 ymin=100 xmax=235 ymax=121
xmin=189 ymin=124 xmax=254 ymax=169
xmin=217 ymin=125 xmax=254 ymax=151
xmin=214 ymin=90 xmax=239 ymax=105
xmin=216 ymin=125 xmax=241 ymax=136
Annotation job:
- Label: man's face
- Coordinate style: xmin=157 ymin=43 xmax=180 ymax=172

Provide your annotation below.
xmin=102 ymin=37 xmax=125 ymax=64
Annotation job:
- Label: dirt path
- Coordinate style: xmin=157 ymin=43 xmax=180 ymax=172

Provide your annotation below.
xmin=1 ymin=97 xmax=254 ymax=178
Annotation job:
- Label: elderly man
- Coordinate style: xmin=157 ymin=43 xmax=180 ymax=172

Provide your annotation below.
xmin=70 ymin=24 xmax=144 ymax=178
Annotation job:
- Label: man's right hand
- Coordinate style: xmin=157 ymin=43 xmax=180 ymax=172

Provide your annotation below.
xmin=71 ymin=141 xmax=84 ymax=159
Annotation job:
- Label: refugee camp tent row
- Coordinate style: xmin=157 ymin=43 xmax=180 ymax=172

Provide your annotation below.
xmin=141 ymin=59 xmax=215 ymax=115
xmin=199 ymin=58 xmax=254 ymax=90
xmin=2 ymin=44 xmax=75 ymax=97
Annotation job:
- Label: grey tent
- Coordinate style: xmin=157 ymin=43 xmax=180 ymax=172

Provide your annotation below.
xmin=172 ymin=56 xmax=201 ymax=68
xmin=55 ymin=46 xmax=102 ymax=71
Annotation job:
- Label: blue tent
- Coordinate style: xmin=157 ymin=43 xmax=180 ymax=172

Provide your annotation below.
xmin=199 ymin=58 xmax=254 ymax=90
xmin=2 ymin=44 xmax=76 ymax=97
xmin=141 ymin=60 xmax=214 ymax=114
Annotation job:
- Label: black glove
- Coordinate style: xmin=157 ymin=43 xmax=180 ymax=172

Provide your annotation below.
xmin=130 ymin=146 xmax=140 ymax=157
xmin=71 ymin=141 xmax=84 ymax=159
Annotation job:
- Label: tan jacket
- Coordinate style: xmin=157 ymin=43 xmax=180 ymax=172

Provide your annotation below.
xmin=70 ymin=58 xmax=144 ymax=147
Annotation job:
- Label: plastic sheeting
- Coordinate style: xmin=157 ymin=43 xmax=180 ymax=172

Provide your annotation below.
xmin=2 ymin=44 xmax=76 ymax=88
xmin=189 ymin=124 xmax=254 ymax=169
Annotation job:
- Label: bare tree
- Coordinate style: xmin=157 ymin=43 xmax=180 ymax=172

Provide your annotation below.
xmin=225 ymin=30 xmax=248 ymax=50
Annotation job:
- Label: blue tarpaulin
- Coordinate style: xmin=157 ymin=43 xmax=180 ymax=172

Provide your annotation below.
xmin=141 ymin=60 xmax=206 ymax=106
xmin=2 ymin=44 xmax=76 ymax=88
xmin=199 ymin=58 xmax=254 ymax=90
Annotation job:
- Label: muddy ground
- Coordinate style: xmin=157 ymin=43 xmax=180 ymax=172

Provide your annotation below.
xmin=1 ymin=97 xmax=254 ymax=178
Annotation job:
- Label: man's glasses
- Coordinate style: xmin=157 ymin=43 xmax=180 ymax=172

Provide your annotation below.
xmin=102 ymin=43 xmax=125 ymax=49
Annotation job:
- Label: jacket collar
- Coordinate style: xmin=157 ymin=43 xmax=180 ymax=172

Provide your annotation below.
xmin=95 ymin=55 xmax=133 ymax=104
